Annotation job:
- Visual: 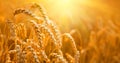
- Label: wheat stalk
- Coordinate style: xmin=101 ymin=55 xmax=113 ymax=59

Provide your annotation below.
xmin=14 ymin=8 xmax=43 ymax=21
xmin=6 ymin=20 xmax=17 ymax=37
xmin=27 ymin=46 xmax=40 ymax=63
xmin=65 ymin=53 xmax=75 ymax=63
xmin=62 ymin=33 xmax=80 ymax=63
xmin=49 ymin=53 xmax=68 ymax=63
xmin=29 ymin=20 xmax=43 ymax=48
xmin=30 ymin=3 xmax=62 ymax=48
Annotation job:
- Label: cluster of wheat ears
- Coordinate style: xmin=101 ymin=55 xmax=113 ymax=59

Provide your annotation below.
xmin=0 ymin=3 xmax=120 ymax=63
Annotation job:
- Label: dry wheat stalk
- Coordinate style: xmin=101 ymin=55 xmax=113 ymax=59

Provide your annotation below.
xmin=26 ymin=39 xmax=50 ymax=63
xmin=31 ymin=3 xmax=62 ymax=48
xmin=30 ymin=3 xmax=49 ymax=23
xmin=48 ymin=21 xmax=62 ymax=48
xmin=16 ymin=45 xmax=21 ymax=63
xmin=38 ymin=49 xmax=50 ymax=63
xmin=27 ymin=46 xmax=40 ymax=63
xmin=6 ymin=20 xmax=17 ymax=37
xmin=14 ymin=8 xmax=43 ymax=21
xmin=49 ymin=53 xmax=68 ymax=63
xmin=38 ymin=24 xmax=57 ymax=47
xmin=27 ymin=39 xmax=40 ymax=49
xmin=62 ymin=33 xmax=80 ymax=63
xmin=16 ymin=23 xmax=27 ymax=40
xmin=62 ymin=33 xmax=78 ymax=53
xmin=65 ymin=53 xmax=75 ymax=63
xmin=38 ymin=24 xmax=63 ymax=57
xmin=29 ymin=20 xmax=43 ymax=48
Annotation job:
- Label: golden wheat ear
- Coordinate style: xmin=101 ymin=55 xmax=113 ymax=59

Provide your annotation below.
xmin=15 ymin=23 xmax=27 ymax=40
xmin=30 ymin=3 xmax=49 ymax=22
xmin=27 ymin=46 xmax=40 ymax=63
xmin=28 ymin=20 xmax=50 ymax=63
xmin=14 ymin=8 xmax=43 ymax=21
xmin=28 ymin=20 xmax=43 ymax=48
xmin=49 ymin=53 xmax=68 ymax=63
xmin=30 ymin=3 xmax=62 ymax=48
xmin=70 ymin=29 xmax=83 ymax=51
xmin=6 ymin=20 xmax=17 ymax=37
xmin=62 ymin=33 xmax=80 ymax=63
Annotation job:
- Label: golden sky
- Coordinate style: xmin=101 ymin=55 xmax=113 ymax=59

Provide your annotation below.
xmin=0 ymin=0 xmax=120 ymax=27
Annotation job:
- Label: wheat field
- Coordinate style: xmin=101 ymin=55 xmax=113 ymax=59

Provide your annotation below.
xmin=0 ymin=1 xmax=120 ymax=63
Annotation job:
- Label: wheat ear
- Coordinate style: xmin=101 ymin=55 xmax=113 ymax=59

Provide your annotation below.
xmin=29 ymin=20 xmax=43 ymax=48
xmin=27 ymin=46 xmax=40 ymax=63
xmin=30 ymin=3 xmax=62 ymax=47
xmin=14 ymin=8 xmax=43 ymax=21
xmin=62 ymin=33 xmax=80 ymax=63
